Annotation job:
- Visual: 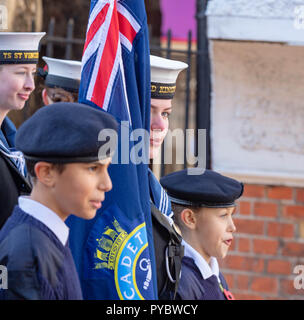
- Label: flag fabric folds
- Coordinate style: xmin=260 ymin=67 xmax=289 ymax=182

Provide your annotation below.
xmin=66 ymin=0 xmax=157 ymax=300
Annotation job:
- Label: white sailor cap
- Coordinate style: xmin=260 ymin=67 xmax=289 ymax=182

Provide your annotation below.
xmin=150 ymin=55 xmax=188 ymax=99
xmin=0 ymin=32 xmax=45 ymax=64
xmin=40 ymin=57 xmax=82 ymax=93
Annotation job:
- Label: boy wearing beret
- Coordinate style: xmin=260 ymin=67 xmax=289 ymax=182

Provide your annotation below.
xmin=160 ymin=169 xmax=243 ymax=300
xmin=0 ymin=102 xmax=118 ymax=300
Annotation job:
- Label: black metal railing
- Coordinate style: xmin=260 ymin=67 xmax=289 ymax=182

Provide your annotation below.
xmin=41 ymin=17 xmax=84 ymax=60
xmin=33 ymin=0 xmax=211 ymax=175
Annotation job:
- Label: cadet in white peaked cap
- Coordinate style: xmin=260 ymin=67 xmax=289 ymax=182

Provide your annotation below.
xmin=0 ymin=31 xmax=45 ymax=229
xmin=148 ymin=55 xmax=188 ymax=217
xmin=39 ymin=56 xmax=82 ymax=105
xmin=147 ymin=56 xmax=188 ymax=300
xmin=149 ymin=55 xmax=188 ymax=160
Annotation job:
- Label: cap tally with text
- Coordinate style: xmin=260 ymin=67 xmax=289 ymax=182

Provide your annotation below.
xmin=160 ymin=169 xmax=244 ymax=208
xmin=40 ymin=56 xmax=82 ymax=93
xmin=0 ymin=32 xmax=45 ymax=64
xmin=150 ymin=55 xmax=188 ymax=100
xmin=16 ymin=102 xmax=118 ymax=164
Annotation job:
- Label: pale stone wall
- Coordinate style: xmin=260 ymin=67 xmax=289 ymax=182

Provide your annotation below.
xmin=0 ymin=0 xmax=42 ymax=31
xmin=210 ymin=40 xmax=304 ymax=187
xmin=207 ymin=0 xmax=304 ymax=186
xmin=206 ymin=0 xmax=303 ymax=19
xmin=207 ymin=0 xmax=304 ymax=43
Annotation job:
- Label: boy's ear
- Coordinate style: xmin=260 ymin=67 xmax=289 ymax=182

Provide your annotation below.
xmin=34 ymin=162 xmax=56 ymax=187
xmin=180 ymin=208 xmax=197 ymax=230
xmin=42 ymin=88 xmax=52 ymax=105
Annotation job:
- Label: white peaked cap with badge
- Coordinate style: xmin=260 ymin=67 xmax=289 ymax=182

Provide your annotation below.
xmin=0 ymin=32 xmax=45 ymax=50
xmin=150 ymin=55 xmax=188 ymax=99
xmin=41 ymin=56 xmax=82 ymax=93
xmin=0 ymin=32 xmax=45 ymax=64
xmin=42 ymin=57 xmax=82 ymax=81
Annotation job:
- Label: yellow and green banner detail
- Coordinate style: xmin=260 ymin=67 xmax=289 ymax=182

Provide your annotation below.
xmin=151 ymin=82 xmax=176 ymax=99
xmin=0 ymin=50 xmax=39 ymax=64
xmin=82 ymin=205 xmax=154 ymax=300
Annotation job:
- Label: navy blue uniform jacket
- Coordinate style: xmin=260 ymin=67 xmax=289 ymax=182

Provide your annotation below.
xmin=176 ymin=257 xmax=230 ymax=300
xmin=0 ymin=207 xmax=83 ymax=300
xmin=0 ymin=118 xmax=31 ymax=229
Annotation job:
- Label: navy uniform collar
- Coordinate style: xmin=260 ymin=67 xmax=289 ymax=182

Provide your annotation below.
xmin=18 ymin=196 xmax=69 ymax=246
xmin=182 ymin=239 xmax=221 ymax=283
xmin=0 ymin=117 xmax=17 ymax=149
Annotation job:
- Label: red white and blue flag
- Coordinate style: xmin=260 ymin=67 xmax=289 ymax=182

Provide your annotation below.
xmin=67 ymin=0 xmax=157 ymax=300
xmin=79 ymin=0 xmax=142 ymax=123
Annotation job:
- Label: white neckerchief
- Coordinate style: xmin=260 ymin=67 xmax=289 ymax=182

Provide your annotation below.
xmin=182 ymin=239 xmax=221 ymax=283
xmin=0 ymin=139 xmax=26 ymax=176
xmin=18 ymin=196 xmax=69 ymax=246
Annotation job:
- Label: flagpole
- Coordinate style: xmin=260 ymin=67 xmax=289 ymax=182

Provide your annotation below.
xmin=196 ymin=0 xmax=211 ymax=169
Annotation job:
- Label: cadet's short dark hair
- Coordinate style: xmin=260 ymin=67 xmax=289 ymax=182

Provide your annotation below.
xmin=172 ymin=202 xmax=201 ymax=231
xmin=44 ymin=86 xmax=78 ymax=103
xmin=26 ymin=159 xmax=66 ymax=184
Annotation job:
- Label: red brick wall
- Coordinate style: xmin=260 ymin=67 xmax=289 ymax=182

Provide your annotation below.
xmin=219 ymin=184 xmax=304 ymax=300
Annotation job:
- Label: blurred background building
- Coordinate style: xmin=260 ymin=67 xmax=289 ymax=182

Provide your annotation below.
xmin=207 ymin=0 xmax=304 ymax=300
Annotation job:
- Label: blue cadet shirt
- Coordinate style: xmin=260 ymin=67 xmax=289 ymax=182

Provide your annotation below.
xmin=0 ymin=201 xmax=83 ymax=300
xmin=176 ymin=240 xmax=233 ymax=300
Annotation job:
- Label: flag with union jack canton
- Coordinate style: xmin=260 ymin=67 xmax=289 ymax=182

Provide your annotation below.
xmin=66 ymin=0 xmax=157 ymax=300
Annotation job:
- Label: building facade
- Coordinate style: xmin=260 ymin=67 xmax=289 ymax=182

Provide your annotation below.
xmin=207 ymin=0 xmax=304 ymax=300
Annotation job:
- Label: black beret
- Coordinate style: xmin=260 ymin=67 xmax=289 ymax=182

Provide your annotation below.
xmin=16 ymin=102 xmax=118 ymax=163
xmin=160 ymin=169 xmax=243 ymax=208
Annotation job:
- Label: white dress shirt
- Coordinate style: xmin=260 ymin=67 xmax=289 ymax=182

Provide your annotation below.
xmin=18 ymin=196 xmax=69 ymax=246
xmin=182 ymin=239 xmax=221 ymax=284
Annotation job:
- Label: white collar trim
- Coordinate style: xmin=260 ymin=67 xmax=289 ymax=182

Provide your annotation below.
xmin=182 ymin=239 xmax=220 ymax=283
xmin=18 ymin=196 xmax=69 ymax=246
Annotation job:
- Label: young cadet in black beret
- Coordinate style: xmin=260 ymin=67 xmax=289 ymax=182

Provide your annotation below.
xmin=0 ymin=32 xmax=45 ymax=229
xmin=0 ymin=102 xmax=118 ymax=300
xmin=160 ymin=169 xmax=244 ymax=300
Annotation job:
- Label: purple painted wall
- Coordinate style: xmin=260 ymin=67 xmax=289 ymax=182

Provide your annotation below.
xmin=160 ymin=0 xmax=196 ymax=41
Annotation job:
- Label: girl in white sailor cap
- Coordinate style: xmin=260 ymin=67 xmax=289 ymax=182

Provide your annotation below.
xmin=38 ymin=56 xmax=82 ymax=104
xmin=147 ymin=55 xmax=188 ymax=299
xmin=148 ymin=55 xmax=188 ymax=218
xmin=0 ymin=31 xmax=45 ymax=229
xmin=149 ymin=55 xmax=188 ymax=160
